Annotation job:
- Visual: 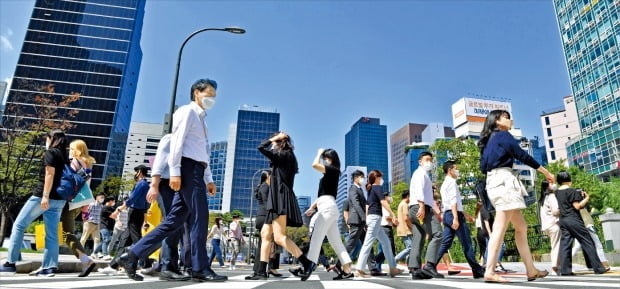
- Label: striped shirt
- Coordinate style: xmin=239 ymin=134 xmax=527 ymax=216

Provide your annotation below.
xmin=87 ymin=201 xmax=103 ymax=224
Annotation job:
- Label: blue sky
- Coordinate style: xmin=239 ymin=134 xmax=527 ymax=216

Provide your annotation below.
xmin=1 ymin=0 xmax=572 ymax=199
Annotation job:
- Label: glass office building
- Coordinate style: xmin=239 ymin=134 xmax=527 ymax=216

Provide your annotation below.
xmin=345 ymin=117 xmax=389 ymax=190
xmin=2 ymin=0 xmax=145 ymax=186
xmin=209 ymin=141 xmax=227 ymax=212
xmin=222 ymin=105 xmax=279 ymax=216
xmin=553 ymin=0 xmax=620 ymax=178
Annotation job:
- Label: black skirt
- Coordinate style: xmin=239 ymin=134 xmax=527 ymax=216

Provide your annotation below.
xmin=265 ymin=182 xmax=303 ymax=227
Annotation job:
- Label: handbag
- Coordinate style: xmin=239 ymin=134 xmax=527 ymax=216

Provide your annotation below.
xmin=69 ymin=183 xmax=94 ymax=210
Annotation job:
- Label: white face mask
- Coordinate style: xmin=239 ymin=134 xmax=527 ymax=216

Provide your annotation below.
xmin=201 ymin=96 xmax=215 ymax=110
xmin=358 ymin=177 xmax=365 ymax=185
xmin=422 ymin=162 xmax=433 ymax=171
xmin=45 ymin=140 xmax=50 ymax=150
xmin=549 ymin=183 xmax=558 ymax=191
xmin=379 ymin=179 xmax=384 ymax=186
xmin=324 ymin=159 xmax=332 ymax=166
xmin=453 ymin=170 xmax=460 ymax=178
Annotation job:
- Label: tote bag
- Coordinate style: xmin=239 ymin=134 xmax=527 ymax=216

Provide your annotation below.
xmin=69 ymin=183 xmax=94 ymax=211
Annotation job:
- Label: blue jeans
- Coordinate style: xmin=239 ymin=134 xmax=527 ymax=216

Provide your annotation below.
xmin=356 ymin=214 xmax=396 ymax=271
xmin=395 ymin=235 xmax=412 ymax=261
xmin=7 ymin=196 xmax=65 ymax=269
xmin=209 ymin=238 xmax=224 ymax=266
xmin=99 ymin=228 xmax=112 ymax=255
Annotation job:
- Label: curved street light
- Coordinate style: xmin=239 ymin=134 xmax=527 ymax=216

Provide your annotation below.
xmin=165 ymin=27 xmax=246 ymax=133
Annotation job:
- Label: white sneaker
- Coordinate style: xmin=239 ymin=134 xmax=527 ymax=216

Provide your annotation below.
xmin=228 ymin=265 xmax=233 ymax=271
xmin=101 ymin=255 xmax=112 ymax=261
xmin=98 ymin=266 xmax=118 ymax=275
xmin=232 ymin=265 xmax=236 ymax=270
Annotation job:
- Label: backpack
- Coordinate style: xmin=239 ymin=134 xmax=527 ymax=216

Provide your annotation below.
xmin=56 ymin=159 xmax=90 ymax=201
xmin=475 ymin=179 xmax=495 ymax=215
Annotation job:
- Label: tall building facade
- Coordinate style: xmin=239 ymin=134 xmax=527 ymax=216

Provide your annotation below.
xmin=553 ymin=0 xmax=620 ymax=178
xmin=345 ymin=117 xmax=389 ymax=189
xmin=404 ymin=143 xmax=431 ymax=186
xmin=209 ymin=141 xmax=227 ymax=212
xmin=540 ymin=95 xmax=580 ymax=164
xmin=122 ymin=122 xmax=163 ymax=179
xmin=2 ymin=0 xmax=145 ymax=186
xmin=336 ymin=166 xmax=367 ymax=233
xmin=221 ymin=105 xmax=279 ymax=215
xmin=391 ymin=123 xmax=454 ymax=185
xmin=0 ymin=81 xmax=7 ymax=117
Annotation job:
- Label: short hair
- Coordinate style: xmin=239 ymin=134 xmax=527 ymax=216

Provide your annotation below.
xmin=232 ymin=214 xmax=240 ymax=219
xmin=351 ymin=170 xmax=364 ymax=180
xmin=557 ymin=171 xmax=572 ymax=184
xmin=190 ymin=78 xmax=217 ymax=101
xmin=443 ymin=160 xmax=456 ymax=174
xmin=401 ymin=190 xmax=410 ymax=199
xmin=418 ymin=151 xmax=433 ymax=161
xmin=134 ymin=165 xmax=148 ymax=176
xmin=104 ymin=197 xmax=116 ymax=203
xmin=96 ymin=192 xmax=105 ymax=197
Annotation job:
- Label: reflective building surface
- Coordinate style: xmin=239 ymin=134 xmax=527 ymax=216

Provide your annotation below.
xmin=345 ymin=117 xmax=389 ymax=189
xmin=222 ymin=105 xmax=280 ymax=216
xmin=553 ymin=0 xmax=620 ymax=178
xmin=2 ymin=0 xmax=145 ymax=186
xmin=209 ymin=141 xmax=227 ymax=212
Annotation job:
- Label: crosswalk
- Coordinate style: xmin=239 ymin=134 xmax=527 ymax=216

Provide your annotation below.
xmin=0 ymin=272 xmax=618 ymax=289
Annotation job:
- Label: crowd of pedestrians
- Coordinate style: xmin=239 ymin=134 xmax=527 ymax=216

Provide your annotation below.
xmin=0 ymin=78 xmax=612 ymax=284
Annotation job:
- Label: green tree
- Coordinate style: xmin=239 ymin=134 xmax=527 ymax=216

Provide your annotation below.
xmin=0 ymin=80 xmax=80 ymax=243
xmin=94 ymin=175 xmax=134 ymax=198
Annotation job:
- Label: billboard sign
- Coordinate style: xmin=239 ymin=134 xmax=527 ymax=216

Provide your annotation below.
xmin=452 ymin=97 xmax=512 ymax=127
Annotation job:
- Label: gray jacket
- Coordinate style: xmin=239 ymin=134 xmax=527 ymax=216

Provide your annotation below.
xmin=347 ymin=185 xmax=367 ymax=225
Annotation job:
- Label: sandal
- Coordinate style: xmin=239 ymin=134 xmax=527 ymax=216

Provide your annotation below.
xmin=484 ymin=274 xmax=510 ymax=283
xmin=527 ymin=269 xmax=549 ymax=281
xmin=356 ymin=269 xmax=369 ymax=278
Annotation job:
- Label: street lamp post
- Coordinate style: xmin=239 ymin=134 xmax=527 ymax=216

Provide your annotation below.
xmin=165 ymin=27 xmax=245 ymax=133
xmin=247 ymin=167 xmax=270 ymax=264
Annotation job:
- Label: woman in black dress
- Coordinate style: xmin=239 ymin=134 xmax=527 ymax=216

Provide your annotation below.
xmin=250 ymin=132 xmax=312 ymax=280
xmin=246 ymin=170 xmax=282 ymax=279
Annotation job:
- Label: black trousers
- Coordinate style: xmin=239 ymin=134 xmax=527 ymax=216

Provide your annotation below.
xmin=558 ymin=216 xmax=605 ymax=274
xmin=110 ymin=207 xmax=146 ymax=268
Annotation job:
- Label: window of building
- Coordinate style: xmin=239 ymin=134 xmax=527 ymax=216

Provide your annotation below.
xmin=547 ymin=128 xmax=552 ymax=137
xmin=566 ymin=125 xmax=569 ymax=128
xmin=549 ymin=139 xmax=554 ymax=149
xmin=550 ymin=151 xmax=556 ymax=160
xmin=545 ymin=116 xmax=550 ymax=125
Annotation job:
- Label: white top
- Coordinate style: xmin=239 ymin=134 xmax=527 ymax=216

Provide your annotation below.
xmin=440 ymin=176 xmax=463 ymax=212
xmin=167 ymin=102 xmax=213 ymax=183
xmin=409 ymin=167 xmax=434 ymax=207
xmin=209 ymin=225 xmax=223 ymax=240
xmin=380 ymin=206 xmax=392 ymax=226
xmin=540 ymin=193 xmax=560 ymax=231
xmin=153 ymin=134 xmax=213 ymax=183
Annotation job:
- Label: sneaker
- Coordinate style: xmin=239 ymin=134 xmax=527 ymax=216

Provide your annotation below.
xmin=36 ymin=268 xmax=56 ymax=277
xmin=78 ymin=260 xmax=96 ymax=277
xmin=101 ymin=255 xmax=113 ymax=261
xmin=29 ymin=267 xmax=43 ymax=276
xmin=0 ymin=262 xmax=17 ymax=275
xmin=232 ymin=265 xmax=236 ymax=271
xmin=98 ymin=266 xmax=119 ymax=275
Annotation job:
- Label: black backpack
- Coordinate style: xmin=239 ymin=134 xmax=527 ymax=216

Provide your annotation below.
xmin=475 ymin=179 xmax=495 ymax=215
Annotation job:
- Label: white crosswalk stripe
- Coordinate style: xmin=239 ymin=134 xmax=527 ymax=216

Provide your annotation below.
xmin=0 ymin=273 xmax=618 ymax=289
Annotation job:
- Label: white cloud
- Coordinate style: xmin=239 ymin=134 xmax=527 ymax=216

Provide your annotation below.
xmin=1 ymin=28 xmax=14 ymax=51
xmin=0 ymin=35 xmax=13 ymax=51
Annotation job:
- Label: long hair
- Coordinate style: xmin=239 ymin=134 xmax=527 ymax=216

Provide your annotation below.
xmin=271 ymin=131 xmax=294 ymax=151
xmin=215 ymin=217 xmax=222 ymax=229
xmin=70 ymin=139 xmax=96 ymax=167
xmin=478 ymin=110 xmax=511 ymax=154
xmin=366 ymin=170 xmax=383 ymax=192
xmin=322 ymin=148 xmax=341 ymax=172
xmin=539 ymin=180 xmax=550 ymax=207
xmin=46 ymin=129 xmax=68 ymax=158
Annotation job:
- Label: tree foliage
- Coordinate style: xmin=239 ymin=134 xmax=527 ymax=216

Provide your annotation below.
xmin=94 ymin=175 xmax=135 ymax=198
xmin=0 ymin=80 xmax=80 ymax=242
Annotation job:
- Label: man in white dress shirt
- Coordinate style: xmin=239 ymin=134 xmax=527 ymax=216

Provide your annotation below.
xmin=434 ymin=161 xmax=484 ymax=279
xmin=119 ymin=79 xmax=226 ymax=282
xmin=408 ymin=151 xmax=443 ymax=279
